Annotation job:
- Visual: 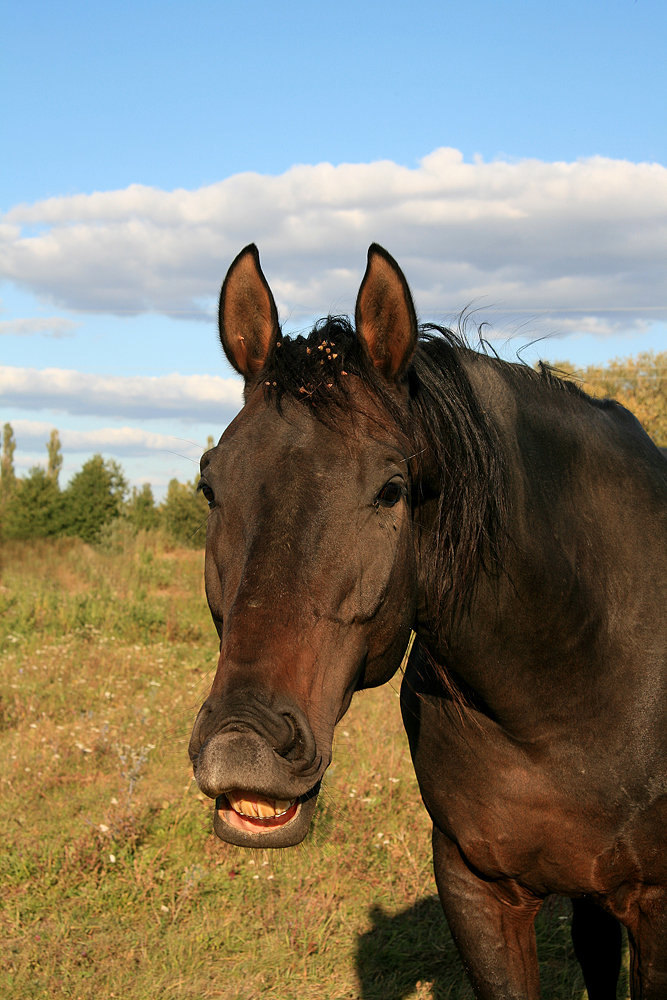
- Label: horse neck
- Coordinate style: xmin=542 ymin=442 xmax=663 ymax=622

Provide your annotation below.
xmin=411 ymin=351 xmax=665 ymax=738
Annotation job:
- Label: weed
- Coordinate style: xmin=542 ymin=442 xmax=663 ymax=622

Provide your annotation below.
xmin=114 ymin=741 xmax=155 ymax=808
xmin=0 ymin=538 xmax=630 ymax=1000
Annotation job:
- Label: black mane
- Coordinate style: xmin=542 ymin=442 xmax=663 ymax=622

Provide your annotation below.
xmin=258 ymin=316 xmax=371 ymax=407
xmin=259 ymin=315 xmax=612 ymax=416
xmin=256 ymin=318 xmax=611 ymax=627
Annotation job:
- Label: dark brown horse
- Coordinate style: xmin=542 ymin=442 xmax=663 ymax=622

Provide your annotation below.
xmin=189 ymin=244 xmax=666 ymax=999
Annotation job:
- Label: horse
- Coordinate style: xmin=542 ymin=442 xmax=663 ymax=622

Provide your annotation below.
xmin=189 ymin=244 xmax=666 ymax=999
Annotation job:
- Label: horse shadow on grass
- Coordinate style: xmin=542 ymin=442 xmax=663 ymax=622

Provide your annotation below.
xmin=355 ymin=895 xmax=630 ymax=999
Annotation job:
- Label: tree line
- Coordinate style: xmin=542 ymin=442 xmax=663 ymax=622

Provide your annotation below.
xmin=550 ymin=350 xmax=666 ymax=446
xmin=1 ymin=351 xmax=664 ymax=546
xmin=0 ymin=426 xmax=210 ymax=546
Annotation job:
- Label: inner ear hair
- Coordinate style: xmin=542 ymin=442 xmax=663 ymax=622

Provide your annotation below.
xmin=355 ymin=244 xmax=418 ymax=380
xmin=219 ymin=244 xmax=279 ymax=378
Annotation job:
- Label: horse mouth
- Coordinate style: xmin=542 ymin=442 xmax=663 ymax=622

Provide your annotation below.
xmin=216 ymin=789 xmax=300 ymax=834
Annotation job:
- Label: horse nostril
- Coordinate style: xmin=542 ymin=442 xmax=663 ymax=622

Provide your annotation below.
xmin=275 ymin=710 xmax=318 ymax=766
xmin=274 ymin=712 xmax=301 ymax=760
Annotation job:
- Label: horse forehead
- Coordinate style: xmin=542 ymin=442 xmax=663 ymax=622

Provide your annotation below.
xmin=223 ymin=396 xmax=376 ymax=475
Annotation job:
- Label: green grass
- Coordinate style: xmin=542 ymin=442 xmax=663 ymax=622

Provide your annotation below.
xmin=0 ymin=537 xmax=630 ymax=999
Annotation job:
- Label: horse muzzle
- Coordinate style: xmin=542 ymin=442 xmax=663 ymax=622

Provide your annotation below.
xmin=189 ymin=694 xmax=327 ymax=847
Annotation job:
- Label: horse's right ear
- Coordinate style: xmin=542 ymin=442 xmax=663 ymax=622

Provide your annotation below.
xmin=218 ymin=244 xmax=280 ymax=378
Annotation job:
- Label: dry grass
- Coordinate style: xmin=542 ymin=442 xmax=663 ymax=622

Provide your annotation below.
xmin=0 ymin=536 xmax=629 ymax=999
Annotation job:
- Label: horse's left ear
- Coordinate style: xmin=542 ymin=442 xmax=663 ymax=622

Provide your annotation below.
xmin=218 ymin=244 xmax=280 ymax=378
xmin=355 ymin=244 xmax=418 ymax=380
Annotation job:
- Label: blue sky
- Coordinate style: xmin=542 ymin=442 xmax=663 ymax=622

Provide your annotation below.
xmin=2 ymin=0 xmax=666 ymax=493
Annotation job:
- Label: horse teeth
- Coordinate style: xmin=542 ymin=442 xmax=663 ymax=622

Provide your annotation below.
xmin=272 ymin=798 xmax=294 ymax=815
xmin=226 ymin=791 xmax=295 ymax=818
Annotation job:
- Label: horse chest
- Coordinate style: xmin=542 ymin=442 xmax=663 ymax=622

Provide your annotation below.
xmin=402 ymin=690 xmax=625 ymax=895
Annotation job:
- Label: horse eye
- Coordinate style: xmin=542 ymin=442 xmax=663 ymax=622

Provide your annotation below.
xmin=375 ymin=480 xmax=404 ymax=508
xmin=197 ymin=479 xmax=216 ymax=509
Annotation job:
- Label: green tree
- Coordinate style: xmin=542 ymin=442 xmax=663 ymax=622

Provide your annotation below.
xmin=125 ymin=482 xmax=159 ymax=532
xmin=1 ymin=466 xmax=63 ymax=539
xmin=61 ymin=455 xmax=128 ymax=543
xmin=161 ymin=477 xmax=208 ymax=547
xmin=1 ymin=423 xmax=16 ymax=493
xmin=47 ymin=429 xmax=63 ymax=484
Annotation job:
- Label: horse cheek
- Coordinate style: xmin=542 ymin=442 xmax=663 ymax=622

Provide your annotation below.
xmin=362 ymin=527 xmax=417 ymax=686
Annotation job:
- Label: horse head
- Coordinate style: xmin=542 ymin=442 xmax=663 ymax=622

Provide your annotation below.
xmin=189 ymin=244 xmax=420 ymax=846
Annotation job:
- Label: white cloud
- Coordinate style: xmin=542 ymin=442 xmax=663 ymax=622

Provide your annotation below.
xmin=1 ymin=149 xmax=666 ymax=330
xmin=0 ymin=366 xmax=243 ymax=421
xmin=0 ymin=316 xmax=78 ymax=337
xmin=9 ymin=419 xmax=208 ymax=460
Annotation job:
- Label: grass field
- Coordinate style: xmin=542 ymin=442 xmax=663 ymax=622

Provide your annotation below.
xmin=0 ymin=534 xmax=630 ymax=999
